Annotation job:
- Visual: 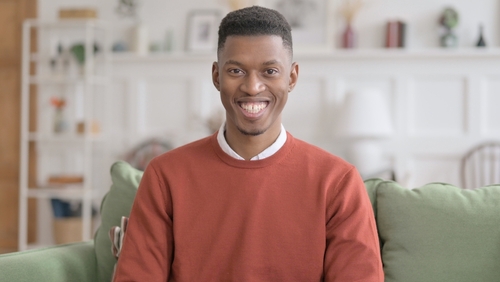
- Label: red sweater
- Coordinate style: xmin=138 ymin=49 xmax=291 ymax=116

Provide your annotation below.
xmin=114 ymin=132 xmax=383 ymax=281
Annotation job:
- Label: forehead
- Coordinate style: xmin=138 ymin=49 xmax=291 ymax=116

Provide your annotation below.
xmin=218 ymin=35 xmax=291 ymax=63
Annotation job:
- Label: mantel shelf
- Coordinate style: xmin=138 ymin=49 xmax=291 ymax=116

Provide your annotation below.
xmin=111 ymin=48 xmax=500 ymax=63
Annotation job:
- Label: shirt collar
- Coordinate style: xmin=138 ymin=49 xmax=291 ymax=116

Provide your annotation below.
xmin=216 ymin=122 xmax=287 ymax=161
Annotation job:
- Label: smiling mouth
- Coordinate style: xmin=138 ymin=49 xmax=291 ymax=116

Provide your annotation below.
xmin=239 ymin=101 xmax=269 ymax=114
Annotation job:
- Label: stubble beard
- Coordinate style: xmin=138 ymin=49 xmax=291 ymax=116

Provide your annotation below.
xmin=236 ymin=126 xmax=265 ymax=136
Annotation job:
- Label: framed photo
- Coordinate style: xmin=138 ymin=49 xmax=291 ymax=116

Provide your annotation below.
xmin=258 ymin=0 xmax=334 ymax=52
xmin=185 ymin=10 xmax=222 ymax=52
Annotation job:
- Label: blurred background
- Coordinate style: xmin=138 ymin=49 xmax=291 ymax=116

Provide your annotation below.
xmin=2 ymin=0 xmax=500 ymax=253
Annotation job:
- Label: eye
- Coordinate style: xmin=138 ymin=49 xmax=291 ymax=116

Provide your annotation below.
xmin=265 ymin=69 xmax=278 ymax=75
xmin=228 ymin=68 xmax=244 ymax=75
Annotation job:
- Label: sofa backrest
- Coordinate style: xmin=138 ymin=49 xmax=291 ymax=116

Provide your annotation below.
xmin=367 ymin=179 xmax=500 ymax=282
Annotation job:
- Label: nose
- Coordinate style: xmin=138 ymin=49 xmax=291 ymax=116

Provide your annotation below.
xmin=240 ymin=72 xmax=265 ymax=95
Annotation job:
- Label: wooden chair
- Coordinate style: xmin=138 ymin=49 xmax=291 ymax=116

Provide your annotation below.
xmin=460 ymin=142 xmax=500 ymax=189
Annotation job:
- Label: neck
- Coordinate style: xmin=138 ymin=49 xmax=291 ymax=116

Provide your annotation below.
xmin=224 ymin=122 xmax=282 ymax=161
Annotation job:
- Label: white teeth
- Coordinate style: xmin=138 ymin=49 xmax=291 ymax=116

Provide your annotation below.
xmin=240 ymin=102 xmax=267 ymax=114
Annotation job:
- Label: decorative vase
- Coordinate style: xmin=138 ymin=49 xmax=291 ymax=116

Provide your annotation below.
xmin=440 ymin=29 xmax=458 ymax=48
xmin=476 ymin=24 xmax=486 ymax=47
xmin=54 ymin=108 xmax=68 ymax=133
xmin=342 ymin=23 xmax=356 ymax=49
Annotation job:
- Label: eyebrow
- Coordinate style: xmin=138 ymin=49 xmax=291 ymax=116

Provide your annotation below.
xmin=263 ymin=60 xmax=281 ymax=66
xmin=224 ymin=59 xmax=282 ymax=67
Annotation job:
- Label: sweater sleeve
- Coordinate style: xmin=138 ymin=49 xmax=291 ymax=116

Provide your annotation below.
xmin=113 ymin=161 xmax=173 ymax=282
xmin=324 ymin=167 xmax=384 ymax=282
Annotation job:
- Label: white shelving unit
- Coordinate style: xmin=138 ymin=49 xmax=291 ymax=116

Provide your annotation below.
xmin=19 ymin=19 xmax=111 ymax=251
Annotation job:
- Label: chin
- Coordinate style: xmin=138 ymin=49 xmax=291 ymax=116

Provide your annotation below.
xmin=237 ymin=126 xmax=266 ymax=136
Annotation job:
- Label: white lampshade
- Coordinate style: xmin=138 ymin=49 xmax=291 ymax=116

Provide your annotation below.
xmin=339 ymin=88 xmax=393 ymax=138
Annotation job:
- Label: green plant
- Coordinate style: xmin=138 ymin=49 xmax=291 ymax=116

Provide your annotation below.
xmin=70 ymin=43 xmax=100 ymax=65
xmin=439 ymin=7 xmax=459 ymax=29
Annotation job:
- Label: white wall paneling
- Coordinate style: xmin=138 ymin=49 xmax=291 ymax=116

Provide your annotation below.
xmin=103 ymin=50 xmax=500 ymax=189
xmin=408 ymin=154 xmax=462 ymax=188
xmin=30 ymin=19 xmax=500 ymax=252
xmin=282 ymin=77 xmax=327 ymax=145
xmin=408 ymin=76 xmax=467 ymax=137
xmin=481 ymin=77 xmax=500 ymax=136
xmin=136 ymin=77 xmax=191 ymax=136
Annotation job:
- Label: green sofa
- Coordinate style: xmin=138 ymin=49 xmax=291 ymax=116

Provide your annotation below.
xmin=1 ymin=161 xmax=500 ymax=282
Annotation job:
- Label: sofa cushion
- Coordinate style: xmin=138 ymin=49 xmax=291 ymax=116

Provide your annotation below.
xmin=376 ymin=181 xmax=500 ymax=282
xmin=94 ymin=161 xmax=143 ymax=282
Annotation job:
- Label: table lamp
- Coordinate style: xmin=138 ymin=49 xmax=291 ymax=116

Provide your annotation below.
xmin=339 ymin=88 xmax=393 ymax=177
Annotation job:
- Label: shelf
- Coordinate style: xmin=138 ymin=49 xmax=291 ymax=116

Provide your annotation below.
xmin=27 ymin=132 xmax=104 ymax=142
xmin=27 ymin=187 xmax=86 ymax=200
xmin=20 ymin=18 xmax=110 ymax=252
xmin=111 ymin=48 xmax=500 ymax=63
xmin=111 ymin=51 xmax=217 ymax=63
xmin=24 ymin=19 xmax=108 ymax=29
xmin=30 ymin=53 xmax=109 ymax=64
xmin=295 ymin=48 xmax=500 ymax=60
xmin=28 ymin=75 xmax=109 ymax=85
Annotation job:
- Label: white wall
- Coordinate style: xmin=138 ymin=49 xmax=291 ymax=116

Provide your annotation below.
xmin=35 ymin=0 xmax=500 ymax=188
xmin=108 ymin=51 xmax=500 ymax=187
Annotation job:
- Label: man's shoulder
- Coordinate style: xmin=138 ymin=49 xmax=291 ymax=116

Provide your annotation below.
xmin=291 ymin=135 xmax=353 ymax=171
xmin=150 ymin=134 xmax=214 ymax=165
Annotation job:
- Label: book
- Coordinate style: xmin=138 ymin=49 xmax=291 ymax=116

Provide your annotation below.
xmin=59 ymin=8 xmax=97 ymax=19
xmin=386 ymin=20 xmax=407 ymax=48
xmin=398 ymin=21 xmax=407 ymax=48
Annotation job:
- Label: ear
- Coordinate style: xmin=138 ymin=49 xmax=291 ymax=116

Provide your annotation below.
xmin=288 ymin=62 xmax=299 ymax=92
xmin=212 ymin=62 xmax=220 ymax=91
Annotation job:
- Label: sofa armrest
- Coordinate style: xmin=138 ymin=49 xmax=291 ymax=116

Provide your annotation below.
xmin=0 ymin=241 xmax=97 ymax=282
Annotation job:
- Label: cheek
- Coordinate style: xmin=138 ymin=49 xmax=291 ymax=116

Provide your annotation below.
xmin=269 ymin=82 xmax=290 ymax=100
xmin=219 ymin=78 xmax=238 ymax=94
xmin=277 ymin=93 xmax=288 ymax=109
xmin=219 ymin=88 xmax=234 ymax=111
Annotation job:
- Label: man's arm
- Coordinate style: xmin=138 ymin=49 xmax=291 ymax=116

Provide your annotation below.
xmin=324 ymin=168 xmax=384 ymax=281
xmin=113 ymin=161 xmax=174 ymax=281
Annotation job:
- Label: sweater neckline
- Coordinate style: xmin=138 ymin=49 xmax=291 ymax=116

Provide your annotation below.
xmin=211 ymin=131 xmax=295 ymax=168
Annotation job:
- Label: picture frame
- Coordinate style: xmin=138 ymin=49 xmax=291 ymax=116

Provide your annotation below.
xmin=258 ymin=0 xmax=334 ymax=52
xmin=185 ymin=10 xmax=222 ymax=52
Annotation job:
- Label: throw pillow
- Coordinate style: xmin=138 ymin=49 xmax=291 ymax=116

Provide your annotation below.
xmin=376 ymin=181 xmax=500 ymax=282
xmin=363 ymin=178 xmax=385 ymax=219
xmin=94 ymin=161 xmax=143 ymax=282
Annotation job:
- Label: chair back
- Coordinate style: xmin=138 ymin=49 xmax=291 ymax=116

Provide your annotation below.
xmin=461 ymin=142 xmax=500 ymax=189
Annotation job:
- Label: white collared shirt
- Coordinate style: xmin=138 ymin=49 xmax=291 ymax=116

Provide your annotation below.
xmin=216 ymin=122 xmax=287 ymax=161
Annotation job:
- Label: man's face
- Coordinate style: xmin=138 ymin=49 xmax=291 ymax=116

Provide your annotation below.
xmin=212 ymin=35 xmax=298 ymax=137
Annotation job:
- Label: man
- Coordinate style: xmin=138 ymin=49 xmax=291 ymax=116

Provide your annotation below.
xmin=114 ymin=6 xmax=383 ymax=281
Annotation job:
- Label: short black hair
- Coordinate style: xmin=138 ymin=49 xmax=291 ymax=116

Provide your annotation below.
xmin=217 ymin=6 xmax=293 ymax=56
